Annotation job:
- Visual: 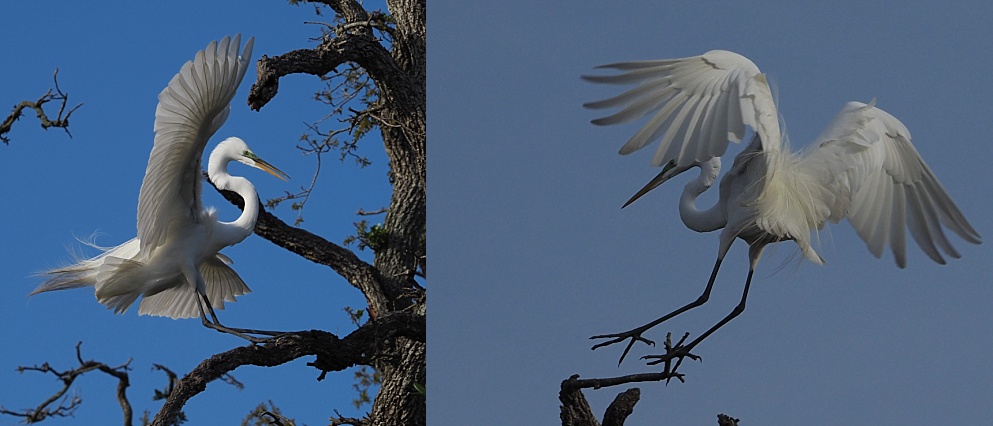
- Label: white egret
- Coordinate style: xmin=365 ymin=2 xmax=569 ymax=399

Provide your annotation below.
xmin=583 ymin=50 xmax=981 ymax=365
xmin=33 ymin=35 xmax=289 ymax=341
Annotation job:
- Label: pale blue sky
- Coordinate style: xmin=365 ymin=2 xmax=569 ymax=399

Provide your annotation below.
xmin=1 ymin=2 xmax=391 ymax=424
xmin=431 ymin=1 xmax=992 ymax=424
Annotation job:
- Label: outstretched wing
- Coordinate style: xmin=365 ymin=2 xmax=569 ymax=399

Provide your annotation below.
xmin=800 ymin=101 xmax=981 ymax=267
xmin=136 ymin=35 xmax=254 ymax=253
xmin=583 ymin=50 xmax=781 ymax=167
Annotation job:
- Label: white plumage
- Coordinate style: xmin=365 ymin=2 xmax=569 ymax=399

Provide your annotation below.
xmin=584 ymin=50 xmax=981 ymax=363
xmin=34 ymin=35 xmax=289 ymax=328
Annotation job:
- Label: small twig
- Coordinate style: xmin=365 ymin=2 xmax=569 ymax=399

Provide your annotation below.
xmin=642 ymin=332 xmax=702 ymax=381
xmin=330 ymin=409 xmax=368 ymax=426
xmin=219 ymin=373 xmax=245 ymax=390
xmin=151 ymin=363 xmax=179 ymax=401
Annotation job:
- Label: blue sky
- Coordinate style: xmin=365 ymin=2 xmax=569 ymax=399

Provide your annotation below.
xmin=1 ymin=2 xmax=392 ymax=424
xmin=431 ymin=1 xmax=992 ymax=424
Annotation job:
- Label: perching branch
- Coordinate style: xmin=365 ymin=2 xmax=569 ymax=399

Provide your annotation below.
xmin=214 ymin=185 xmax=391 ymax=318
xmin=0 ymin=342 xmax=132 ymax=425
xmin=1 ymin=69 xmax=83 ymax=144
xmin=150 ymin=312 xmax=424 ymax=426
xmin=560 ymin=378 xmax=739 ymax=426
xmin=560 ymin=333 xmax=709 ymax=426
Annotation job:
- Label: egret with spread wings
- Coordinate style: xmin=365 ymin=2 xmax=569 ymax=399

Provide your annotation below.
xmin=33 ymin=35 xmax=288 ymax=342
xmin=583 ymin=50 xmax=981 ymax=366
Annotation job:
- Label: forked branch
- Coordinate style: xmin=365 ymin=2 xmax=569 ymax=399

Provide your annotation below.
xmin=0 ymin=342 xmax=132 ymax=425
xmin=1 ymin=69 xmax=83 ymax=144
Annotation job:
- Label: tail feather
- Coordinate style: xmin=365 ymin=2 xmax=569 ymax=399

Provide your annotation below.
xmin=35 ymin=238 xmax=252 ymax=319
xmin=92 ymin=256 xmax=147 ymax=314
xmin=31 ymin=264 xmax=98 ymax=295
xmin=32 ymin=238 xmax=141 ymax=295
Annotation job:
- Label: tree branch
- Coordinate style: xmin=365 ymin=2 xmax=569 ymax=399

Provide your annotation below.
xmin=214 ymin=184 xmax=392 ymax=318
xmin=150 ymin=312 xmax=424 ymax=426
xmin=247 ymin=7 xmax=421 ymax=133
xmin=0 ymin=69 xmax=82 ymax=144
xmin=0 ymin=342 xmax=131 ymax=425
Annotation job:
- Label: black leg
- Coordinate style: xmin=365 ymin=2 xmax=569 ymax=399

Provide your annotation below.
xmin=644 ymin=268 xmax=754 ymax=370
xmin=194 ymin=288 xmax=285 ymax=343
xmin=591 ymin=257 xmax=724 ymax=365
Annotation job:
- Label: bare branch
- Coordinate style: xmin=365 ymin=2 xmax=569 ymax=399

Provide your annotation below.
xmin=247 ymin=15 xmax=418 ymax=125
xmin=150 ymin=312 xmax=424 ymax=426
xmin=330 ymin=409 xmax=369 ymax=426
xmin=357 ymin=207 xmax=387 ymax=216
xmin=0 ymin=342 xmax=132 ymax=425
xmin=213 ymin=184 xmax=392 ymax=317
xmin=1 ymin=69 xmax=83 ymax=144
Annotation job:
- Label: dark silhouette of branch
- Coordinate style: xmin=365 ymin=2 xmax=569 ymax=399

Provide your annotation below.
xmin=559 ymin=380 xmax=641 ymax=426
xmin=0 ymin=342 xmax=132 ymax=425
xmin=1 ymin=69 xmax=83 ymax=144
xmin=330 ymin=409 xmax=368 ymax=426
xmin=560 ymin=333 xmax=713 ymax=425
xmin=717 ymin=414 xmax=740 ymax=426
xmin=602 ymin=388 xmax=640 ymax=426
xmin=151 ymin=312 xmax=424 ymax=426
xmin=560 ymin=376 xmax=740 ymax=426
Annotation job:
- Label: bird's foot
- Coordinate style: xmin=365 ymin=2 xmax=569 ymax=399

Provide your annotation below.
xmin=590 ymin=324 xmax=658 ymax=365
xmin=200 ymin=317 xmax=288 ymax=344
xmin=641 ymin=332 xmax=701 ymax=382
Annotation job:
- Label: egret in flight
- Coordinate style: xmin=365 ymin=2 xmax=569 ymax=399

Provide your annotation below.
xmin=583 ymin=50 xmax=981 ymax=365
xmin=33 ymin=35 xmax=288 ymax=341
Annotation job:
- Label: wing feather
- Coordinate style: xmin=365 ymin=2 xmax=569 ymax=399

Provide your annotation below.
xmin=137 ymin=35 xmax=254 ymax=253
xmin=584 ymin=50 xmax=781 ymax=168
xmin=800 ymin=101 xmax=980 ymax=267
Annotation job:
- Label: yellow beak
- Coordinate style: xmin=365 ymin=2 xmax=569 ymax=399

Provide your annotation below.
xmin=253 ymin=158 xmax=290 ymax=181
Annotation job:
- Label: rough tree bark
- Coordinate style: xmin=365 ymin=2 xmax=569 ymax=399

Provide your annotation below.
xmin=243 ymin=0 xmax=426 ymax=424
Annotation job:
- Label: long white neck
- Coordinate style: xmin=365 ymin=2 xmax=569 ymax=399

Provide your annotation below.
xmin=207 ymin=151 xmax=258 ymax=247
xmin=679 ymin=159 xmax=726 ymax=233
